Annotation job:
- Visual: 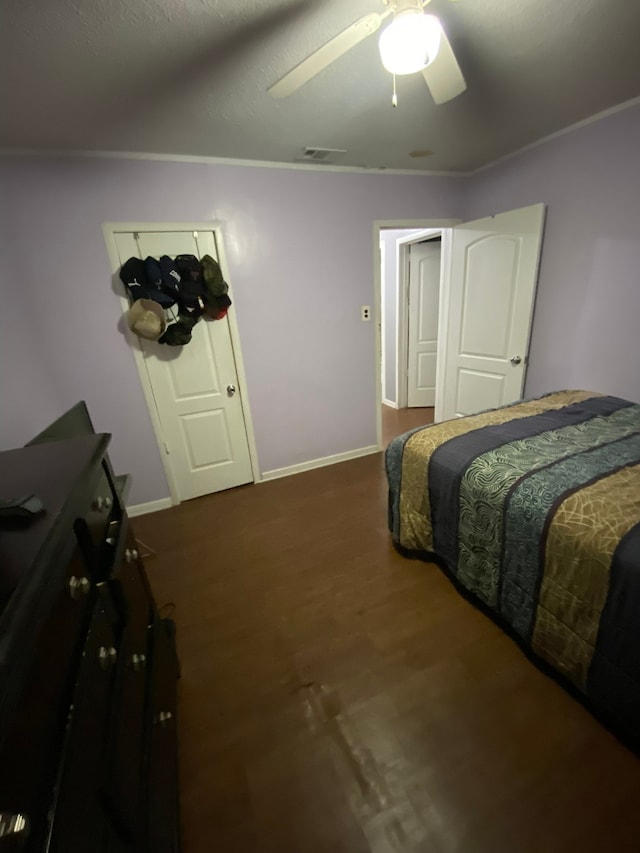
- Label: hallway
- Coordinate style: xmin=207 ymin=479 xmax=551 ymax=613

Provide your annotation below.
xmin=381 ymin=405 xmax=434 ymax=446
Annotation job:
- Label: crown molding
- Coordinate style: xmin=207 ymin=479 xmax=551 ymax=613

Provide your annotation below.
xmin=468 ymin=95 xmax=640 ymax=176
xmin=0 ymin=147 xmax=463 ymax=178
xmin=1 ymin=95 xmax=638 ymax=178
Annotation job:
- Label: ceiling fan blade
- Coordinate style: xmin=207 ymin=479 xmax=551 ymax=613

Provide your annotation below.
xmin=268 ymin=11 xmax=388 ymax=99
xmin=421 ymin=19 xmax=466 ymax=104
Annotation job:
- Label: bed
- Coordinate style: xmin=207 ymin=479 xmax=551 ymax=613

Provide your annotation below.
xmin=386 ymin=390 xmax=640 ymax=750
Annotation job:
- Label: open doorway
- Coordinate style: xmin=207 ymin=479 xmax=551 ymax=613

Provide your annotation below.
xmin=378 ymin=223 xmax=450 ymax=446
xmin=374 ymin=205 xmax=546 ymax=450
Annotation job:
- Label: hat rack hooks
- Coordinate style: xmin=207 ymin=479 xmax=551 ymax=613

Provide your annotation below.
xmin=120 ymin=253 xmax=233 ymax=348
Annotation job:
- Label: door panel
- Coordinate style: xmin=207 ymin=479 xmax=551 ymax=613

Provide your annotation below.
xmin=113 ymin=229 xmax=253 ymax=501
xmin=407 ymin=242 xmax=441 ymax=407
xmin=182 ymin=408 xmax=232 ymax=468
xmin=417 ymin=352 xmax=437 ymax=389
xmin=167 ymin=329 xmax=220 ymax=398
xmin=439 ymin=204 xmax=545 ymax=421
xmin=460 ymin=237 xmax=518 ymax=357
xmin=457 ymin=369 xmax=505 ymax=414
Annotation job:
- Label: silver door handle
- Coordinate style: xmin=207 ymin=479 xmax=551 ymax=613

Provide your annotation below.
xmin=227 ymin=384 xmax=236 ymax=396
xmin=510 ymin=355 xmax=522 ymax=365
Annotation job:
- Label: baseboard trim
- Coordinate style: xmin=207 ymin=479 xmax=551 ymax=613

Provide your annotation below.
xmin=260 ymin=445 xmax=380 ymax=482
xmin=382 ymin=398 xmax=399 ymax=409
xmin=127 ymin=497 xmax=174 ymax=517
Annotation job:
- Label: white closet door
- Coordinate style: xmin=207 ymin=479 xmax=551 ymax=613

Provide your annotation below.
xmin=407 ymin=241 xmax=441 ymax=407
xmin=114 ymin=229 xmax=253 ymax=501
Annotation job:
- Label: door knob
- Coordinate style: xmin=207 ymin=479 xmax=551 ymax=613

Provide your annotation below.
xmin=227 ymin=384 xmax=236 ymax=396
xmin=510 ymin=355 xmax=522 ymax=365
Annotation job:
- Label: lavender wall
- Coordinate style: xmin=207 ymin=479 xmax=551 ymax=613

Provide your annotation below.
xmin=464 ymin=102 xmax=640 ymax=404
xmin=0 ymin=157 xmax=463 ymax=503
xmin=0 ymin=182 xmax=62 ymax=447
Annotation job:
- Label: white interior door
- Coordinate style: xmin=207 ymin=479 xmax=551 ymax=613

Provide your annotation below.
xmin=437 ymin=204 xmax=545 ymax=422
xmin=113 ymin=229 xmax=254 ymax=501
xmin=407 ymin=241 xmax=441 ymax=407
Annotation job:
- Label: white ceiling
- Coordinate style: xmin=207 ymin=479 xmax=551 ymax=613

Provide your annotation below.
xmin=2 ymin=0 xmax=640 ymax=172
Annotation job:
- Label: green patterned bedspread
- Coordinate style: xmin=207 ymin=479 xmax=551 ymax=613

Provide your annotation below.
xmin=386 ymin=391 xmax=640 ymax=749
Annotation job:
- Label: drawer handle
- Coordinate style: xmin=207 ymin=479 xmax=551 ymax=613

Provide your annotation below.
xmin=92 ymin=496 xmax=112 ymax=512
xmin=68 ymin=575 xmax=91 ymax=600
xmin=156 ymin=710 xmax=173 ymax=728
xmin=106 ymin=520 xmax=120 ymax=548
xmin=0 ymin=812 xmax=29 ymax=839
xmin=124 ymin=548 xmax=139 ymax=563
xmin=130 ymin=653 xmax=146 ymax=672
xmin=98 ymin=646 xmax=118 ymax=670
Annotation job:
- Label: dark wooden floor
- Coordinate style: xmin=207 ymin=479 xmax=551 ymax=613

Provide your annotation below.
xmin=134 ymin=451 xmax=640 ymax=853
xmin=382 ymin=405 xmax=434 ymax=446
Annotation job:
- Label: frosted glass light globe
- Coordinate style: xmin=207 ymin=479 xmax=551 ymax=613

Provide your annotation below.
xmin=379 ymin=12 xmax=442 ymax=76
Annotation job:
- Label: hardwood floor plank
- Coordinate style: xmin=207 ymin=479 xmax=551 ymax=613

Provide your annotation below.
xmin=133 ymin=452 xmax=640 ymax=853
xmin=382 ymin=406 xmax=434 ymax=446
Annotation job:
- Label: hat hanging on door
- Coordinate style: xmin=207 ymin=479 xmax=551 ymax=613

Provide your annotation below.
xmin=144 ymin=256 xmax=179 ymax=307
xmin=201 ymin=255 xmax=229 ymax=298
xmin=120 ymin=256 xmax=177 ymax=308
xmin=174 ymin=253 xmax=208 ymax=315
xmin=204 ymin=292 xmax=232 ymax=320
xmin=158 ymin=314 xmax=198 ymax=346
xmin=119 ymin=257 xmax=150 ymax=302
xmin=126 ymin=299 xmax=167 ymax=341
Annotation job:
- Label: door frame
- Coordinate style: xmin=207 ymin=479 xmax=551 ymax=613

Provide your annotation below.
xmin=435 ymin=226 xmax=455 ymax=423
xmin=102 ymin=221 xmax=261 ymax=506
xmin=374 ymin=219 xmax=460 ymax=448
xmin=396 ymin=228 xmax=443 ymax=410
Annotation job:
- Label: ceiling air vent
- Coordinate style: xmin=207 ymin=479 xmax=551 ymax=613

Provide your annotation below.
xmin=299 ymin=146 xmax=347 ymax=163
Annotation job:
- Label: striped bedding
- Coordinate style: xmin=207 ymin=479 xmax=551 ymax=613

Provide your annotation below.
xmin=386 ymin=390 xmax=640 ymax=749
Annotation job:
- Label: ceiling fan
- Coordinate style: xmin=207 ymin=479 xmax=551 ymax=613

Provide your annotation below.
xmin=268 ymin=0 xmax=466 ymax=105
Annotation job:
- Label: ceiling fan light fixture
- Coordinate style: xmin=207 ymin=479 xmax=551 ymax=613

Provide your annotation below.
xmin=378 ymin=11 xmax=442 ymax=76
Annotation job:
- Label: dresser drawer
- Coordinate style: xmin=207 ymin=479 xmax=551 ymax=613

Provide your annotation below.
xmin=102 ymin=622 xmax=150 ymax=845
xmin=0 ymin=420 xmax=181 ymax=853
xmin=0 ymin=546 xmax=95 ymax=852
xmin=84 ymin=460 xmax=120 ymax=553
xmin=117 ymin=534 xmax=154 ymax=627
xmin=48 ymin=590 xmax=120 ymax=853
xmin=146 ymin=618 xmax=181 ymax=853
xmin=102 ymin=546 xmax=154 ymax=844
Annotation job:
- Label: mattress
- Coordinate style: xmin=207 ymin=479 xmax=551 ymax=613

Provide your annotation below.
xmin=386 ymin=390 xmax=640 ymax=749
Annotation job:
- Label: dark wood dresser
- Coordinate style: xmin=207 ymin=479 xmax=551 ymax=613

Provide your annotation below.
xmin=0 ymin=418 xmax=180 ymax=851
